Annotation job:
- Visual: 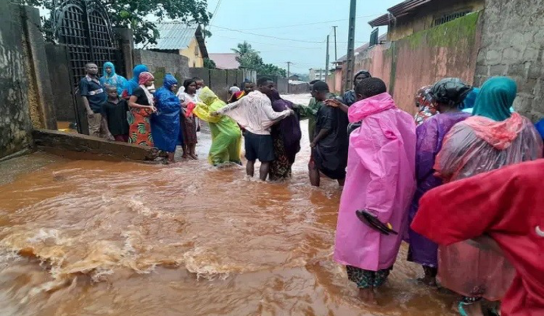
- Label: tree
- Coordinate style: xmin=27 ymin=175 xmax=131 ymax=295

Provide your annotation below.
xmin=232 ymin=41 xmax=287 ymax=78
xmin=19 ymin=0 xmax=211 ymax=45
xmin=203 ymin=58 xmax=216 ymax=69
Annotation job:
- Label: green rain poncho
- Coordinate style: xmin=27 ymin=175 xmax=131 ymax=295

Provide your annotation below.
xmin=194 ymin=87 xmax=242 ymax=165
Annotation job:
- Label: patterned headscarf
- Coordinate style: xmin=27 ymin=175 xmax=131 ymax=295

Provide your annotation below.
xmin=138 ymin=72 xmax=155 ymax=106
xmin=414 ymin=85 xmax=435 ymax=126
xmin=138 ymin=72 xmax=154 ymax=85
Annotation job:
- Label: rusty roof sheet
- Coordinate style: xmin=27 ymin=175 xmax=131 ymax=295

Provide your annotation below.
xmin=368 ymin=0 xmax=433 ymax=27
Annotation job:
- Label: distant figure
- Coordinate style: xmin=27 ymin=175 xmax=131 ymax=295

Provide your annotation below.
xmin=100 ymin=61 xmax=127 ymax=96
xmin=407 ymin=78 xmax=472 ymax=286
xmin=123 ymin=64 xmax=149 ymax=98
xmin=309 ymin=81 xmax=348 ymax=187
xmin=412 ymin=160 xmax=544 ymax=316
xmin=293 ymin=80 xmax=322 ymax=143
xmin=79 ymin=62 xmax=107 ymax=138
xmin=101 ymin=86 xmax=129 ymax=142
xmin=414 ymin=85 xmax=436 ymax=126
xmin=229 ymin=81 xmax=254 ymax=103
xmin=213 ymin=77 xmax=294 ymax=181
xmin=267 ymin=90 xmax=302 ymax=181
xmin=178 ymin=79 xmax=199 ymax=160
xmin=333 ymin=78 xmax=416 ymax=306
xmin=193 ymin=87 xmax=242 ymax=166
xmin=127 ymin=72 xmax=156 ymax=147
xmin=152 ymin=74 xmax=182 ymax=163
xmin=342 ymin=70 xmax=371 ymax=106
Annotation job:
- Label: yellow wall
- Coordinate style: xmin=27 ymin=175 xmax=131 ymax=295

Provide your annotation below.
xmin=180 ymin=37 xmax=203 ymax=68
xmin=388 ymin=0 xmax=484 ymax=41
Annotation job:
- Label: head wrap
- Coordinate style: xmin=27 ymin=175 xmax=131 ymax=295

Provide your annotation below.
xmin=461 ymin=87 xmax=480 ymax=109
xmin=430 ymin=78 xmax=472 ymax=107
xmin=415 ymin=85 xmax=433 ymax=109
xmin=472 ymin=77 xmax=517 ymax=121
xmin=138 ymin=72 xmax=154 ymax=85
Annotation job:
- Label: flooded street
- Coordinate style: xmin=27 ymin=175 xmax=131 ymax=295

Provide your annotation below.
xmin=0 ymin=94 xmax=456 ymax=316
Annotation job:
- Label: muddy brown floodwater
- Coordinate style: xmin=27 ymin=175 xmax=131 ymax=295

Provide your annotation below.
xmin=0 ymin=94 xmax=457 ymax=316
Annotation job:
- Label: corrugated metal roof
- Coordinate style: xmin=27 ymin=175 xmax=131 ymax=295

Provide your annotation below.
xmin=369 ymin=14 xmax=393 ymax=27
xmin=152 ymin=23 xmax=198 ymax=50
xmin=336 ymin=34 xmax=388 ymax=63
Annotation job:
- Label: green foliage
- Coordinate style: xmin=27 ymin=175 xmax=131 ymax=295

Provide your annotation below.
xmin=19 ymin=0 xmax=211 ymax=45
xmin=232 ymin=41 xmax=287 ymax=78
xmin=203 ymin=58 xmax=216 ymax=69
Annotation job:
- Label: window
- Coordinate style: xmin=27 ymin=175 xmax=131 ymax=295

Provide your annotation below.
xmin=434 ymin=10 xmax=471 ymax=26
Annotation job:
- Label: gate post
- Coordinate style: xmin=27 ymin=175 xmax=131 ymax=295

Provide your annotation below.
xmin=114 ymin=28 xmax=134 ymax=78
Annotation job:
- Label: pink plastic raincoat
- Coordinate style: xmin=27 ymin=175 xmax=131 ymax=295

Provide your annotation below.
xmin=334 ymin=92 xmax=416 ymax=271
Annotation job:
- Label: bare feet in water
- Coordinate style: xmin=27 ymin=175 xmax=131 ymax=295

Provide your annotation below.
xmin=189 ymin=154 xmax=198 ymax=160
xmin=358 ymin=288 xmax=378 ymax=306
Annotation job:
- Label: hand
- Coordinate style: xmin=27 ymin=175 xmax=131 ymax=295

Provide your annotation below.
xmin=210 ymin=111 xmax=219 ymax=117
xmin=325 ymin=99 xmax=342 ymax=108
xmin=149 ymin=105 xmax=157 ymax=113
xmin=107 ymin=134 xmax=115 ymax=141
xmin=288 ymin=109 xmax=295 ymax=116
xmin=87 ymin=110 xmax=95 ymax=118
xmin=310 ymin=141 xmax=317 ymax=148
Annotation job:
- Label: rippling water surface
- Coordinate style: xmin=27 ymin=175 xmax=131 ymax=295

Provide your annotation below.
xmin=0 ymin=95 xmax=456 ymax=316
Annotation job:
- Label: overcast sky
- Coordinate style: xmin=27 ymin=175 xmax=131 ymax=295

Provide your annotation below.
xmin=205 ymin=0 xmax=401 ymax=74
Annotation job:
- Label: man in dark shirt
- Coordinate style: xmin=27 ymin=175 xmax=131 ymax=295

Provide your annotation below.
xmin=309 ymin=81 xmax=349 ymax=187
xmin=102 ymin=86 xmax=129 ymax=142
xmin=79 ymin=63 xmax=107 ymax=138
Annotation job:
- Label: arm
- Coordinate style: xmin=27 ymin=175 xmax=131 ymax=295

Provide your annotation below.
xmin=215 ymin=98 xmax=243 ymax=115
xmin=79 ymin=80 xmax=94 ymax=116
xmin=262 ymin=101 xmax=291 ymax=121
xmin=128 ymin=95 xmax=151 ymax=109
xmin=311 ymin=107 xmax=333 ymax=147
xmin=311 ymin=128 xmax=330 ymax=147
xmin=325 ymin=98 xmax=349 ymax=113
xmin=295 ymin=99 xmax=319 ymax=120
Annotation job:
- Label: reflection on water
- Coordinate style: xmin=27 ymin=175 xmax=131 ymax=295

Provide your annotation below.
xmin=0 ymin=95 xmax=456 ymax=316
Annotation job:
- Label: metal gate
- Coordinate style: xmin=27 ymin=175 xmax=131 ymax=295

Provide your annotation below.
xmin=52 ymin=0 xmax=125 ymax=132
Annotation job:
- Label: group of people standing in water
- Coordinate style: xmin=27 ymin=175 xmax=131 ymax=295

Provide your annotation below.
xmin=333 ymin=73 xmax=542 ymax=316
xmin=82 ymin=62 xmax=543 ymax=316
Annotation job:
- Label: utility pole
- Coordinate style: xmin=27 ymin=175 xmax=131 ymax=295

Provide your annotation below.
xmin=344 ymin=0 xmax=356 ymax=92
xmin=333 ymin=26 xmax=338 ymax=62
xmin=286 ymin=61 xmax=292 ymax=93
xmin=325 ymin=35 xmax=330 ymax=84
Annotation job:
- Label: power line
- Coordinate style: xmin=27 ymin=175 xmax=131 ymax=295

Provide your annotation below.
xmin=212 ymin=34 xmax=323 ymax=50
xmin=241 ymin=14 xmax=381 ymax=31
xmin=209 ymin=0 xmax=223 ymax=23
xmin=210 ymin=25 xmax=324 ymax=44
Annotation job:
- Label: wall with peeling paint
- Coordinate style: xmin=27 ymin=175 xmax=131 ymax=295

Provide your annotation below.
xmin=0 ymin=2 xmax=33 ymax=158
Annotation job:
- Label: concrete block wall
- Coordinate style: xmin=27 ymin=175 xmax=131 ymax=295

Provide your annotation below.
xmin=133 ymin=50 xmax=190 ymax=87
xmin=474 ymin=0 xmax=544 ymax=121
xmin=0 ymin=3 xmax=33 ymax=159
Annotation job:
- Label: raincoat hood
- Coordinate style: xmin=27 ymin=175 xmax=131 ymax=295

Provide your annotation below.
xmin=102 ymin=61 xmax=116 ymax=78
xmin=162 ymin=74 xmax=178 ymax=90
xmin=348 ymin=92 xmax=396 ymax=123
xmin=465 ymin=112 xmax=525 ymax=150
xmin=198 ymin=87 xmax=219 ymax=106
xmin=461 ymin=87 xmax=480 ymax=109
xmin=472 ymin=77 xmax=517 ymax=121
xmin=132 ymin=64 xmax=149 ymax=81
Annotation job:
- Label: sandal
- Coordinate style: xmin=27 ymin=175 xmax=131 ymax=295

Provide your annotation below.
xmin=458 ymin=301 xmax=470 ymax=316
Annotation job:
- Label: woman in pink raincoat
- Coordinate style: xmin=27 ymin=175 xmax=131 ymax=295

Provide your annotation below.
xmin=333 ymin=78 xmax=416 ymax=305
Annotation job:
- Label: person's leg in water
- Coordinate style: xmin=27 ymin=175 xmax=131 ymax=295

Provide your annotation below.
xmin=259 ymin=161 xmax=270 ymax=181
xmin=246 ymin=160 xmax=255 ymax=177
xmin=346 ymin=266 xmax=378 ymax=305
xmin=189 ymin=143 xmax=198 ymax=160
xmin=167 ymin=152 xmax=175 ymax=163
xmin=182 ymin=144 xmax=188 ymax=159
xmin=421 ymin=265 xmax=438 ymax=286
xmin=458 ymin=296 xmax=484 ymax=316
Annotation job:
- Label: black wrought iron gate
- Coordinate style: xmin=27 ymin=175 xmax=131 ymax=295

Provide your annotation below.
xmin=53 ymin=0 xmax=125 ymax=133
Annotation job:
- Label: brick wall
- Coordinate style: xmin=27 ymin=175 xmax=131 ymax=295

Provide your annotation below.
xmin=474 ymin=0 xmax=544 ymax=121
